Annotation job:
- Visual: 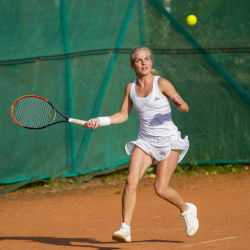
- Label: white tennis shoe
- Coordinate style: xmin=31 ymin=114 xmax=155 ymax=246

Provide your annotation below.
xmin=181 ymin=202 xmax=199 ymax=237
xmin=112 ymin=223 xmax=131 ymax=243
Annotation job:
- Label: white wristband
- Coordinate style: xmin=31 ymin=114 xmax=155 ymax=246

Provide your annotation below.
xmin=98 ymin=116 xmax=111 ymax=126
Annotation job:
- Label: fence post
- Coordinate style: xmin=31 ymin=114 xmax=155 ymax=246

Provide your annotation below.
xmin=61 ymin=0 xmax=77 ymax=179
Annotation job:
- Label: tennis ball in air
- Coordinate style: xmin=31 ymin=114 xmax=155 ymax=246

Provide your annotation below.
xmin=187 ymin=15 xmax=197 ymax=25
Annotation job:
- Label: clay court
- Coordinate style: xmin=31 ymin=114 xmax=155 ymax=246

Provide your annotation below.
xmin=0 ymin=170 xmax=249 ymax=250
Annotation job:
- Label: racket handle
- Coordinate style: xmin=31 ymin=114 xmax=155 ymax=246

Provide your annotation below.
xmin=68 ymin=118 xmax=86 ymax=126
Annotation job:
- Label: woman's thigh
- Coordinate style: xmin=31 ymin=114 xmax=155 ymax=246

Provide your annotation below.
xmin=128 ymin=146 xmax=154 ymax=183
xmin=155 ymin=150 xmax=179 ymax=187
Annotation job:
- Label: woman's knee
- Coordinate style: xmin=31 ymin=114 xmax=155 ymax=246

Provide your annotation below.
xmin=154 ymin=182 xmax=169 ymax=198
xmin=125 ymin=173 xmax=139 ymax=192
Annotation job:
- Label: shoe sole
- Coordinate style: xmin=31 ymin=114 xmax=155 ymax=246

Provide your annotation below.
xmin=187 ymin=203 xmax=199 ymax=237
xmin=112 ymin=232 xmax=131 ymax=243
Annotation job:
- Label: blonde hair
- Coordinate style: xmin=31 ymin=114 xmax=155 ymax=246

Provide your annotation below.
xmin=130 ymin=47 xmax=159 ymax=75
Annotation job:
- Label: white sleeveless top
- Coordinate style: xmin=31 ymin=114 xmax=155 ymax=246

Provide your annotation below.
xmin=125 ymin=75 xmax=189 ymax=163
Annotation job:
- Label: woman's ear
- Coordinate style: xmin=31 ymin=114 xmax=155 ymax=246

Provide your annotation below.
xmin=130 ymin=62 xmax=135 ymax=70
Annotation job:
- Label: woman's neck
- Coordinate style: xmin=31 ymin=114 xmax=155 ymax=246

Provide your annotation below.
xmin=136 ymin=73 xmax=154 ymax=87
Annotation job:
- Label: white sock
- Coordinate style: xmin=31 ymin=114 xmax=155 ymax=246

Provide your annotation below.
xmin=122 ymin=222 xmax=131 ymax=229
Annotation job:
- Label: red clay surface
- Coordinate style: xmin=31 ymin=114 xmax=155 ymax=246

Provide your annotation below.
xmin=1 ymin=170 xmax=250 ymax=250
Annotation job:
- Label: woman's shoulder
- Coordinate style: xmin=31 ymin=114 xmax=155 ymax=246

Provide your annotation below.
xmin=158 ymin=76 xmax=171 ymax=85
xmin=126 ymin=81 xmax=134 ymax=89
xmin=124 ymin=81 xmax=133 ymax=95
xmin=158 ymin=77 xmax=173 ymax=91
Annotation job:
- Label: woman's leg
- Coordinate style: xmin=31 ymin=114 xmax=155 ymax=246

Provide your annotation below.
xmin=122 ymin=146 xmax=154 ymax=226
xmin=154 ymin=150 xmax=188 ymax=213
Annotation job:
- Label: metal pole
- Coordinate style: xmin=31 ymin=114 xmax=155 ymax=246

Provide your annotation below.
xmin=61 ymin=0 xmax=77 ymax=181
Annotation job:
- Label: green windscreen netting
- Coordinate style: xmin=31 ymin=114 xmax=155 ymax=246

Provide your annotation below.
xmin=1 ymin=0 xmax=249 ymax=184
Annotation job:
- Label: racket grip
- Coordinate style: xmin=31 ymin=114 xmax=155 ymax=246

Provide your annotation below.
xmin=68 ymin=118 xmax=86 ymax=126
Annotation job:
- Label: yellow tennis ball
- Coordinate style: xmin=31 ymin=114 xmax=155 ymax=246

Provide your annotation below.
xmin=187 ymin=15 xmax=197 ymax=26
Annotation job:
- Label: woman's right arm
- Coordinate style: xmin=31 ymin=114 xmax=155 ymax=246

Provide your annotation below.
xmin=109 ymin=82 xmax=133 ymax=125
xmin=84 ymin=82 xmax=133 ymax=129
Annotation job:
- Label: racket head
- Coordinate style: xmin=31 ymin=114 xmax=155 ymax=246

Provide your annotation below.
xmin=11 ymin=95 xmax=56 ymax=129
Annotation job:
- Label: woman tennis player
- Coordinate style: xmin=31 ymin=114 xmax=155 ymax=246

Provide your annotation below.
xmin=84 ymin=47 xmax=199 ymax=243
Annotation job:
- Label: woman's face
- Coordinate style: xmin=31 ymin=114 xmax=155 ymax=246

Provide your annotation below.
xmin=131 ymin=50 xmax=153 ymax=76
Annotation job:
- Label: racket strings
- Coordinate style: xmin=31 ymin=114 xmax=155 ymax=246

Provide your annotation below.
xmin=13 ymin=97 xmax=55 ymax=128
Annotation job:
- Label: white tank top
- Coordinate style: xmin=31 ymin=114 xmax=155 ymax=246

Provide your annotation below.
xmin=130 ymin=75 xmax=179 ymax=138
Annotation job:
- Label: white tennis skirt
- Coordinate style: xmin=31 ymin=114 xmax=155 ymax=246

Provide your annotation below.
xmin=125 ymin=133 xmax=189 ymax=163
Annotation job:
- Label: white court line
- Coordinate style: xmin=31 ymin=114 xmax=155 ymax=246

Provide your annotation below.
xmin=182 ymin=236 xmax=238 ymax=248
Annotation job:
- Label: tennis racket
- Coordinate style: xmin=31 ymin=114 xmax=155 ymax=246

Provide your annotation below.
xmin=11 ymin=95 xmax=88 ymax=129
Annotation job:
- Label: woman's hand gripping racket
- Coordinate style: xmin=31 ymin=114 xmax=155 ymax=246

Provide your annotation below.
xmin=11 ymin=95 xmax=94 ymax=129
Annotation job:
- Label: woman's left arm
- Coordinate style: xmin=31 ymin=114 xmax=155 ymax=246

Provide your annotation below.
xmin=158 ymin=77 xmax=189 ymax=112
